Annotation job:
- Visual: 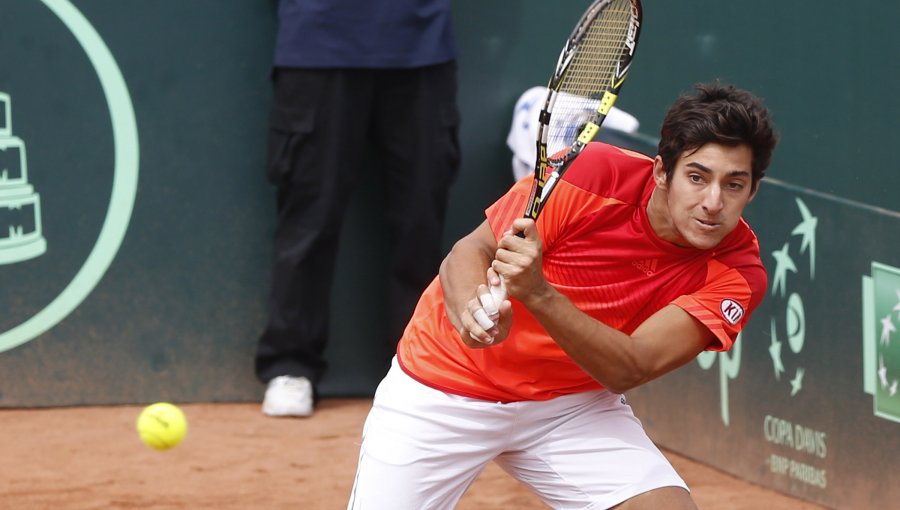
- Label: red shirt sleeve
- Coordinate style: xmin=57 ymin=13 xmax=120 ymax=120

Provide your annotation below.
xmin=672 ymin=259 xmax=767 ymax=351
xmin=485 ymin=176 xmax=531 ymax=241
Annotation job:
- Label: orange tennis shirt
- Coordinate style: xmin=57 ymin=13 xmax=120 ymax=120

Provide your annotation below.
xmin=397 ymin=142 xmax=767 ymax=402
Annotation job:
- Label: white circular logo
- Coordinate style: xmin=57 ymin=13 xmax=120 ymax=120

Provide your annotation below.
xmin=720 ymin=298 xmax=745 ymax=326
xmin=0 ymin=0 xmax=138 ymax=353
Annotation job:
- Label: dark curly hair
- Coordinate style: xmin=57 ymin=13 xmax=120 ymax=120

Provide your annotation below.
xmin=657 ymin=82 xmax=779 ymax=191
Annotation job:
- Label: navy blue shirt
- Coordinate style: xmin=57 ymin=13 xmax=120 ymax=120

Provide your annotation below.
xmin=274 ymin=0 xmax=457 ymax=69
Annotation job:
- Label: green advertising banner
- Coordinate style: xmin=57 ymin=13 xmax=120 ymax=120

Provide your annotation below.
xmin=0 ymin=1 xmax=282 ymax=405
xmin=865 ymin=263 xmax=900 ymax=423
xmin=628 ymin=180 xmax=900 ymax=509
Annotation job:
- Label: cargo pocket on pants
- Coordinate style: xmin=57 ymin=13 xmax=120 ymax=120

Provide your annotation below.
xmin=265 ymin=106 xmax=315 ymax=186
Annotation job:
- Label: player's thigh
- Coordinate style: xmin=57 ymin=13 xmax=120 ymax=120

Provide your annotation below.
xmin=497 ymin=391 xmax=689 ymax=509
xmin=348 ymin=360 xmax=503 ymax=509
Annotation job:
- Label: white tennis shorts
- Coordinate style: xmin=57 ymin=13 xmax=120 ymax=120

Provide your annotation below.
xmin=347 ymin=357 xmax=688 ymax=509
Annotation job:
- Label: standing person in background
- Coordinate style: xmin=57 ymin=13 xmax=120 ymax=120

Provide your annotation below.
xmin=256 ymin=0 xmax=460 ymax=418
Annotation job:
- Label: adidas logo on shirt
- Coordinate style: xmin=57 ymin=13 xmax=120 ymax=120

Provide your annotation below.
xmin=631 ymin=258 xmax=658 ymax=276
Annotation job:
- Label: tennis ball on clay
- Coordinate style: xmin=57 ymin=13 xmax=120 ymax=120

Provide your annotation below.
xmin=136 ymin=402 xmax=188 ymax=450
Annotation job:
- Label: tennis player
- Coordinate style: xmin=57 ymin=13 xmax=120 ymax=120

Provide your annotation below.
xmin=347 ymin=82 xmax=778 ymax=509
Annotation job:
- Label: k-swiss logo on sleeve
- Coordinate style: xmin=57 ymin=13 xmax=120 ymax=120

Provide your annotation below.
xmin=720 ymin=299 xmax=745 ymax=325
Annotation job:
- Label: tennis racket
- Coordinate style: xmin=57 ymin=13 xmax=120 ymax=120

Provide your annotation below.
xmin=526 ymin=0 xmax=643 ymax=220
xmin=479 ymin=0 xmax=643 ymax=318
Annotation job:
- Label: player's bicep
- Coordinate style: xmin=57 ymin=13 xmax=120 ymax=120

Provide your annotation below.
xmin=630 ymin=304 xmax=714 ymax=380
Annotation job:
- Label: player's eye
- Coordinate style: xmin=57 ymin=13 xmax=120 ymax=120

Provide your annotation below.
xmin=688 ymin=173 xmax=704 ymax=184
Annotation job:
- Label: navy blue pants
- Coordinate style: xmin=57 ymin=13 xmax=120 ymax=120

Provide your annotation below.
xmin=255 ymin=62 xmax=460 ymax=389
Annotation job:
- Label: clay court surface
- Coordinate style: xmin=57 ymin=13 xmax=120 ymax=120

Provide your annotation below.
xmin=0 ymin=399 xmax=826 ymax=509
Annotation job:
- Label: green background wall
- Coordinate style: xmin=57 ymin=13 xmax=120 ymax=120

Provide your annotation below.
xmin=1 ymin=1 xmax=897 ymax=507
xmin=449 ymin=0 xmax=899 ymax=230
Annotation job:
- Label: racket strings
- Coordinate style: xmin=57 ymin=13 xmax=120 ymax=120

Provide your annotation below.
xmin=547 ymin=1 xmax=633 ymax=157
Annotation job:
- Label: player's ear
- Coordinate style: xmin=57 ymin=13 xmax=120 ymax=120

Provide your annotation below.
xmin=652 ymin=156 xmax=668 ymax=190
xmin=747 ymin=180 xmax=760 ymax=203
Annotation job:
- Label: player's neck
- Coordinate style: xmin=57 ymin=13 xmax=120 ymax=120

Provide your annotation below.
xmin=646 ymin=187 xmax=691 ymax=248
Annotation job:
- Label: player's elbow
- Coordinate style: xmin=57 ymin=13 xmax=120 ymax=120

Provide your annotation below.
xmin=601 ymin=375 xmax=645 ymax=395
xmin=596 ymin=358 xmax=654 ymax=394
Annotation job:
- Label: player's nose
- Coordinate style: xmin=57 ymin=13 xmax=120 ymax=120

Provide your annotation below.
xmin=701 ymin=185 xmax=724 ymax=214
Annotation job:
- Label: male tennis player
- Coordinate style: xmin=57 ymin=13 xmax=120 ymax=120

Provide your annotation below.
xmin=348 ymin=82 xmax=778 ymax=509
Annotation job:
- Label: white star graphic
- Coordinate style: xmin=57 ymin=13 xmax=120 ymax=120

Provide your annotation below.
xmin=879 ymin=356 xmax=889 ymax=389
xmin=790 ymin=198 xmax=817 ymax=279
xmin=771 ymin=243 xmax=797 ymax=297
xmin=790 ymin=368 xmax=805 ymax=396
xmin=881 ymin=314 xmax=896 ymax=346
xmin=769 ymin=319 xmax=784 ymax=379
xmin=891 ymin=381 xmax=898 ymax=397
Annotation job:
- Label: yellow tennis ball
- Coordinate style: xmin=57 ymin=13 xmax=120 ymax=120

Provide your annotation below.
xmin=136 ymin=402 xmax=188 ymax=451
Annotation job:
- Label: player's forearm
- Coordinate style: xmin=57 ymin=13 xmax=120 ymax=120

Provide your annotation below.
xmin=439 ymin=235 xmax=495 ymax=333
xmin=521 ymin=285 xmax=652 ymax=393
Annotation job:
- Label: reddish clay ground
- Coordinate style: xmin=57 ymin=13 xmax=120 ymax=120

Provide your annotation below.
xmin=0 ymin=399 xmax=826 ymax=509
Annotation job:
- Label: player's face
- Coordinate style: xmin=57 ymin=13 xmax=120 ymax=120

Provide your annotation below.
xmin=650 ymin=143 xmax=756 ymax=250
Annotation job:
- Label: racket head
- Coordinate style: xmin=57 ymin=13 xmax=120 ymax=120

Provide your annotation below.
xmin=525 ymin=0 xmax=642 ymax=220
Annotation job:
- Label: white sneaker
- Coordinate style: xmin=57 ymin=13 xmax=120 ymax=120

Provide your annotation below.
xmin=262 ymin=376 xmax=314 ymax=417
